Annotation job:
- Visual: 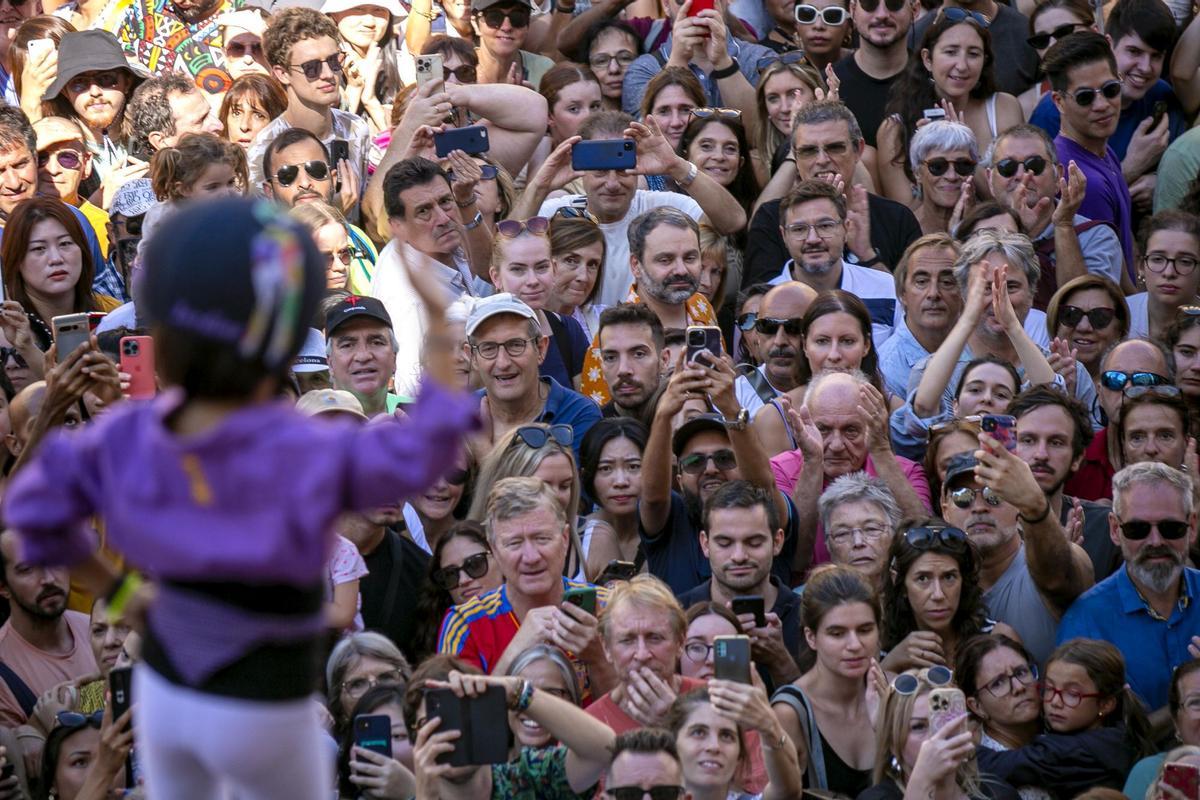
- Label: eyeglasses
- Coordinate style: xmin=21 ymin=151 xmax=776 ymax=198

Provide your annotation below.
xmin=270 ymin=159 xmax=329 ymax=187
xmin=690 ymin=107 xmax=741 ymax=121
xmin=796 ymin=4 xmax=849 ymax=24
xmin=947 ymin=486 xmax=1003 ymax=509
xmin=1144 ymin=253 xmax=1200 ymax=275
xmin=226 ymin=40 xmax=264 ymax=58
xmin=479 ymin=6 xmax=530 ymax=28
xmin=589 ymin=51 xmax=636 ymax=70
xmin=289 ymin=52 xmax=345 ymax=81
xmin=981 ymin=664 xmax=1038 ymax=698
xmin=892 ymin=665 xmax=953 ymax=695
xmin=1123 ymin=383 xmax=1182 ymax=402
xmin=56 ymin=710 xmax=104 ymax=729
xmin=994 ymin=155 xmax=1048 ymax=178
xmin=514 ymin=424 xmax=573 ymax=449
xmin=939 ymin=6 xmax=989 ymax=25
xmin=1027 ymin=22 xmax=1083 ymax=49
xmin=65 ymin=70 xmax=123 ymax=95
xmin=496 ymin=216 xmax=549 ymax=238
xmin=443 ymin=64 xmax=478 ymax=83
xmin=794 ymin=141 xmax=850 ymax=160
xmin=449 ymin=164 xmax=499 ymax=182
xmin=903 ymin=525 xmax=968 ymax=552
xmin=604 ymin=787 xmax=686 ymax=800
xmin=470 ymin=336 xmax=538 ymax=360
xmin=1039 ymin=683 xmax=1103 ymax=708
xmin=754 ymin=316 xmax=803 ymax=336
xmin=856 ymin=0 xmax=907 ymax=13
xmin=784 ymin=220 xmax=842 ymax=239
xmin=756 ymin=51 xmax=808 ymax=72
xmin=828 ymin=523 xmax=889 ymax=545
xmin=924 ymin=157 xmax=976 ymax=177
xmin=37 ymin=150 xmax=83 ymax=170
xmin=683 ymin=641 xmax=716 ymax=662
xmin=326 ymin=246 xmax=360 ymax=266
xmin=678 ymin=448 xmax=737 ymax=475
xmin=340 ymin=668 xmax=405 ymax=697
xmin=1118 ymin=519 xmax=1190 ymax=541
xmin=1058 ymin=305 xmax=1115 ymax=329
xmin=1065 ymin=79 xmax=1122 ymax=107
xmin=736 ymin=312 xmax=758 ymax=332
xmin=1100 ymin=370 xmax=1169 ymax=391
xmin=553 ymin=206 xmax=599 ymax=224
xmin=0 ymin=347 xmax=27 ymax=368
xmin=431 ymin=551 xmax=491 ymax=590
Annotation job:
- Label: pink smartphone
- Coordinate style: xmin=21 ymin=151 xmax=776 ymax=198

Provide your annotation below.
xmin=929 ymin=687 xmax=967 ymax=732
xmin=119 ymin=336 xmax=155 ymax=400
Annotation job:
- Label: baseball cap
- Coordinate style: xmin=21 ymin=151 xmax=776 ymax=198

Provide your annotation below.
xmin=110 ymin=178 xmax=156 ymax=219
xmin=293 ymin=328 xmax=328 ymax=373
xmin=43 ymin=30 xmax=148 ymax=101
xmin=325 ymin=295 xmax=393 ymax=337
xmin=671 ymin=413 xmax=728 ymax=457
xmin=943 ymin=452 xmax=981 ymax=489
xmin=33 ymin=117 xmax=87 ymax=152
xmin=465 ymin=293 xmax=536 ymax=337
xmin=296 ymin=389 xmax=367 ymax=420
xmin=472 ymin=0 xmax=534 ymax=11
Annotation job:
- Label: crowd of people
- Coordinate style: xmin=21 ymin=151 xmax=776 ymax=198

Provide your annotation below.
xmin=0 ymin=0 xmax=1193 ymax=793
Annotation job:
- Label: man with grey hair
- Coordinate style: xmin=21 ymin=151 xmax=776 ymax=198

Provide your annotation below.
xmin=438 ymin=476 xmax=615 ymax=697
xmin=745 ymin=100 xmax=921 ymax=286
xmin=324 ymin=294 xmax=403 ymax=417
xmin=818 ymin=473 xmax=900 ymax=592
xmin=985 ymin=124 xmax=1125 ymax=301
xmin=1058 ymin=462 xmax=1200 ymax=715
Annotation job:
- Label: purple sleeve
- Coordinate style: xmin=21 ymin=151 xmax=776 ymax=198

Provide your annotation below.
xmin=902 ymin=457 xmax=933 ymax=512
xmin=346 ymin=380 xmax=479 ymax=512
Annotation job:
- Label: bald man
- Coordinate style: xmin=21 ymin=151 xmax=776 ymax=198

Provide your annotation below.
xmin=6 ymin=382 xmax=83 ymax=461
xmin=735 ymin=281 xmax=819 ymax=416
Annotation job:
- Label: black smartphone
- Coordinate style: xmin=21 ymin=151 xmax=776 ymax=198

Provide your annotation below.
xmin=731 ymin=595 xmax=766 ymax=628
xmin=425 ymin=687 xmax=511 ymax=767
xmin=1152 ymin=100 xmax=1169 ymax=129
xmin=571 ymin=139 xmax=636 ymax=171
xmin=434 ymin=125 xmax=490 ymax=157
xmin=562 ymin=586 xmax=597 ymax=615
xmin=354 ymin=713 xmax=393 ymax=760
xmin=596 ymin=559 xmax=637 ymax=584
xmin=686 ymin=325 xmax=723 ymax=365
xmin=713 ymin=635 xmax=752 ymax=683
xmin=329 ymin=139 xmax=349 ymax=193
xmin=109 ymin=666 xmax=132 ymax=724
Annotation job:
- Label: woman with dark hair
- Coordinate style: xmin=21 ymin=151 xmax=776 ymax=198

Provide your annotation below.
xmin=12 ymin=16 xmax=74 ymax=124
xmin=1045 ymin=275 xmax=1129 ymax=383
xmin=220 ymin=73 xmax=287 ymax=150
xmin=581 ymin=417 xmax=648 ymax=577
xmin=1116 ymin=386 xmax=1192 ymax=469
xmin=38 ymin=707 xmax=130 ymax=800
xmin=411 ymin=521 xmax=501 ymax=662
xmin=789 ymin=0 xmax=852 ymax=68
xmin=1169 ymin=309 xmax=1200 ymax=421
xmin=877 ymin=12 xmax=1022 ymax=204
xmin=336 ymin=684 xmax=414 ymax=798
xmin=678 ymin=110 xmax=760 ymax=217
xmin=398 ymin=447 xmax=473 ymax=554
xmin=954 ymin=201 xmax=1023 ymax=241
xmin=952 ymin=356 xmax=1021 ymax=417
xmin=582 ymin=20 xmax=641 ymax=111
xmin=640 ymin=67 xmax=707 ymax=154
xmin=328 ymin=0 xmax=403 ymax=133
xmin=880 ymin=519 xmax=1015 ymax=673
xmin=1127 ymin=210 xmax=1200 ymax=342
xmin=681 ymin=601 xmax=745 ymax=681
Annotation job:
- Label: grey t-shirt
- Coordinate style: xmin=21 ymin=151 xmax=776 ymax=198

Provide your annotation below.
xmin=983 ymin=543 xmax=1060 ymax=665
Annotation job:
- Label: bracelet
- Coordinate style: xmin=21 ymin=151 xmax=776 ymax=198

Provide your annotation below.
xmin=710 ymin=58 xmax=740 ymax=80
xmin=456 ymin=195 xmax=477 ymax=208
xmin=678 ymin=160 xmax=698 ymax=188
xmin=463 ymin=210 xmax=484 ymax=230
xmin=105 ymin=572 xmax=144 ymax=622
xmin=1019 ymin=500 xmax=1052 ymax=526
xmin=510 ymin=679 xmax=535 ymax=712
xmin=857 ymin=249 xmax=883 ymax=268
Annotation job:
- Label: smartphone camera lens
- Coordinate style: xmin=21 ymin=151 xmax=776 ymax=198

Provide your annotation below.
xmin=123 ymin=341 xmax=138 ymax=355
xmin=624 ymin=141 xmax=633 ymax=150
xmin=688 ymin=330 xmax=704 ymax=345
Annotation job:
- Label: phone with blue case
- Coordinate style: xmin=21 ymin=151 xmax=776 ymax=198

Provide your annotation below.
xmin=572 ymin=139 xmax=636 ymax=171
xmin=434 ymin=125 xmax=489 ymax=157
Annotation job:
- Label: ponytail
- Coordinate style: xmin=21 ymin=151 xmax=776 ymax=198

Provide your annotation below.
xmin=150 ymin=146 xmax=185 ymax=201
xmin=148 ymin=132 xmax=249 ymax=202
xmin=1117 ymin=685 xmax=1157 ymax=759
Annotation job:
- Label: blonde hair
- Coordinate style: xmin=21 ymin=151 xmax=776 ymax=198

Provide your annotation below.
xmin=599 ymin=574 xmax=686 ymax=645
xmin=289 ymin=199 xmax=347 ymax=234
xmin=484 ymin=476 xmax=566 ymax=537
xmin=753 ymin=60 xmax=825 ymax=177
xmin=470 ymin=425 xmax=581 ymax=524
xmin=698 ymin=223 xmax=731 ymax=312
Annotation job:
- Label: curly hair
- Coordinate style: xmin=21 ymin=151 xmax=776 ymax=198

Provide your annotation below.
xmin=123 ymin=73 xmax=198 ymax=153
xmin=263 ymin=7 xmax=340 ymax=70
xmin=149 ymin=132 xmax=248 ymax=201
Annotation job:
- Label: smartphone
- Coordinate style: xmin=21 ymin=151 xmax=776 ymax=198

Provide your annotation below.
xmin=329 ymin=139 xmax=350 ymax=166
xmin=434 ymin=125 xmax=489 ymax=158
xmin=562 ymin=586 xmax=597 ymax=616
xmin=731 ymin=595 xmax=766 ymax=628
xmin=87 ymin=311 xmax=106 ymax=331
xmin=713 ymin=635 xmax=751 ymax=683
xmin=688 ymin=0 xmax=716 ymax=14
xmin=596 ymin=559 xmax=637 ymax=584
xmin=354 ymin=714 xmax=393 ymax=760
xmin=929 ymin=687 xmax=967 ymax=732
xmin=923 ymin=107 xmax=947 ymax=122
xmin=1164 ymin=762 xmax=1200 ymax=800
xmin=27 ymin=38 xmax=53 ymax=58
xmin=686 ymin=325 xmax=723 ymax=365
xmin=109 ymin=666 xmax=132 ymax=723
xmin=424 ymin=686 xmax=511 ymax=767
xmin=981 ymin=414 xmax=1017 ymax=452
xmin=52 ymin=313 xmax=91 ymax=356
xmin=120 ymin=336 xmax=155 ymax=400
xmin=415 ymin=53 xmax=444 ymax=87
xmin=571 ymin=139 xmax=636 ymax=172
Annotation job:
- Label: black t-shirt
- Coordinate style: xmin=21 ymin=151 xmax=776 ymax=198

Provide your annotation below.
xmin=359 ymin=528 xmax=431 ymax=665
xmin=1063 ymin=496 xmax=1123 ymax=583
xmin=832 ymin=54 xmax=903 ymax=149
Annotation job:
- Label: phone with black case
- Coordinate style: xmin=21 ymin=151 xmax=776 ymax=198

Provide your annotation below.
xmin=354 ymin=714 xmax=393 ymax=759
xmin=425 ymin=687 xmax=511 ymax=767
xmin=713 ymin=635 xmax=752 ymax=683
xmin=109 ymin=666 xmax=132 ymax=723
xmin=731 ymin=595 xmax=766 ymax=628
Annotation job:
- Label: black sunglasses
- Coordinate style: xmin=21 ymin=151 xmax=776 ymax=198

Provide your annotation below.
xmin=754 ymin=317 xmax=803 ymax=336
xmin=431 ymin=551 xmax=491 ymax=590
xmin=443 ymin=64 xmax=478 ymax=83
xmin=289 ymin=52 xmax=345 ymax=81
xmin=994 ymin=155 xmax=1047 ymax=179
xmin=1119 ymin=519 xmax=1190 ymax=541
xmin=271 ymin=160 xmax=329 ymax=187
xmin=514 ymin=424 xmax=573 ymax=449
xmin=479 ymin=6 xmax=530 ymax=27
xmin=605 ymin=788 xmax=686 ymax=800
xmin=679 ymin=449 xmax=737 ymax=475
xmin=0 ymin=347 xmax=27 ymax=368
xmin=903 ymin=525 xmax=968 ymax=552
xmin=1059 ymin=305 xmax=1116 ymax=330
xmin=736 ymin=312 xmax=758 ymax=332
xmin=1065 ymin=79 xmax=1121 ymax=107
xmin=1027 ymin=22 xmax=1082 ymax=49
xmin=1100 ymin=370 xmax=1168 ymax=391
xmin=226 ymin=40 xmax=264 ymax=58
xmin=443 ymin=467 xmax=469 ymax=486
xmin=925 ymin=157 xmax=976 ymax=177
xmin=856 ymin=0 xmax=907 ymax=12
xmin=939 ymin=6 xmax=989 ymax=25
xmin=449 ymin=164 xmax=499 ymax=182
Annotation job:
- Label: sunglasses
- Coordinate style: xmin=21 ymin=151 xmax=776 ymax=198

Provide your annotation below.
xmin=289 ymin=52 xmax=345 ymax=81
xmin=1100 ymin=370 xmax=1169 ymax=391
xmin=1065 ymin=79 xmax=1121 ymax=107
xmin=736 ymin=312 xmax=758 ymax=332
xmin=326 ymin=246 xmax=360 ymax=266
xmin=756 ymin=51 xmax=808 ymax=72
xmin=903 ymin=525 xmax=968 ymax=552
xmin=226 ymin=41 xmax=264 ymax=58
xmin=271 ymin=160 xmax=329 ymax=187
xmin=449 ymin=164 xmax=499 ymax=182
xmin=892 ymin=665 xmax=953 ymax=695
xmin=515 ymin=424 xmax=573 ymax=449
xmin=443 ymin=64 xmax=478 ymax=83
xmin=1027 ymin=21 xmax=1082 ymax=49
xmin=796 ymin=4 xmax=849 ymax=24
xmin=479 ymin=6 xmax=530 ymax=27
xmin=924 ymin=157 xmax=976 ymax=177
xmin=994 ymin=155 xmax=1047 ymax=178
xmin=431 ymin=551 xmax=491 ymax=590
xmin=679 ymin=448 xmax=737 ymax=475
xmin=0 ymin=347 xmax=27 ymax=368
xmin=1119 ymin=519 xmax=1190 ymax=541
xmin=939 ymin=6 xmax=989 ymax=25
xmin=56 ymin=710 xmax=104 ymax=729
xmin=65 ymin=70 xmax=123 ymax=95
xmin=1123 ymin=383 xmax=1182 ymax=401
xmin=947 ymin=485 xmax=1002 ymax=509
xmin=496 ymin=216 xmax=549 ymax=238
xmin=38 ymin=150 xmax=83 ymax=170
xmin=553 ymin=206 xmax=600 ymax=224
xmin=604 ymin=788 xmax=686 ymax=800
xmin=690 ymin=106 xmax=741 ymax=121
xmin=754 ymin=316 xmax=803 ymax=336
xmin=1058 ymin=305 xmax=1115 ymax=329
xmin=856 ymin=0 xmax=907 ymax=12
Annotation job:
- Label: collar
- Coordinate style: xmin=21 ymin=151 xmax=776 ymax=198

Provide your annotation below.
xmin=1117 ymin=564 xmax=1194 ymax=619
xmin=624 ymin=284 xmax=712 ymax=322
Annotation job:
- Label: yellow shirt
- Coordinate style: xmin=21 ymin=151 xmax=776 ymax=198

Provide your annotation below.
xmin=78 ymin=200 xmax=110 ymax=260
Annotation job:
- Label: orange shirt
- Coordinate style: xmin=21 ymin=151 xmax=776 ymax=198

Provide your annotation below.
xmin=0 ymin=612 xmax=99 ymax=727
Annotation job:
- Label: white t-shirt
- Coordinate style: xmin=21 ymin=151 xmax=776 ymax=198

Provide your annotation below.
xmin=768 ymin=260 xmax=900 ymax=346
xmin=1126 ymin=292 xmax=1151 ymax=339
xmin=538 ymin=191 xmax=703 ymax=307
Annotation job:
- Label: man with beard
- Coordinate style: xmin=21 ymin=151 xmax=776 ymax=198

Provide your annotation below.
xmin=733 ymin=281 xmax=817 ymax=416
xmin=596 ymin=303 xmax=668 ymax=424
xmin=832 ymin=0 xmax=914 ymax=150
xmin=1009 ymin=386 xmax=1122 ymax=582
xmin=1058 ymin=462 xmax=1200 ymax=715
xmin=678 ymin=481 xmax=803 ymax=693
xmin=940 ymin=447 xmax=1092 ymax=665
xmin=116 ymin=0 xmax=235 ymax=95
xmin=123 ymin=73 xmax=223 ymax=161
xmin=0 ymin=530 xmax=98 ymax=727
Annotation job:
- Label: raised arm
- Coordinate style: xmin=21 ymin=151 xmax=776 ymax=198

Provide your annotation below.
xmin=445 ymin=82 xmax=549 ymax=178
xmin=511 ymin=136 xmax=583 ymax=220
xmin=710 ymin=677 xmax=802 ymax=800
xmin=912 ymin=264 xmax=985 ymax=418
xmin=859 ymin=382 xmax=928 ymax=519
xmin=557 ymin=0 xmax=636 ymax=57
xmin=641 ymin=360 xmax=706 ymax=536
xmin=1171 ymin=13 xmax=1200 ymax=117
xmin=991 ymin=264 xmax=1055 ymax=388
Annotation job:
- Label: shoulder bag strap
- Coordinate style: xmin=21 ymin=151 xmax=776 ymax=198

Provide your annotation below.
xmin=771 ymin=684 xmax=828 ymax=790
xmin=0 ymin=662 xmax=36 ymax=719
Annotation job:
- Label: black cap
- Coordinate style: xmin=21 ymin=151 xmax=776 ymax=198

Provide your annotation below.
xmin=325 ymin=295 xmax=393 ymax=336
xmin=43 ymin=30 xmax=148 ymax=101
xmin=943 ymin=452 xmax=981 ymax=490
xmin=672 ymin=413 xmax=728 ymax=457
xmin=141 ymin=197 xmax=324 ymax=369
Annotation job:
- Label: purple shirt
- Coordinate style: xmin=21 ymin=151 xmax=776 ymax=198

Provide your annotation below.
xmin=1055 ymin=134 xmax=1133 ymax=279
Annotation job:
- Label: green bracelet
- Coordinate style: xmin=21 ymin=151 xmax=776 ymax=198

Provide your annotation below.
xmin=105 ymin=573 xmax=144 ymax=622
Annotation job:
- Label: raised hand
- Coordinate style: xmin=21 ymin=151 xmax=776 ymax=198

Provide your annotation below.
xmin=857 ymin=382 xmax=892 ymax=455
xmin=444 ymin=149 xmax=482 ymax=207
xmin=1047 ymin=337 xmax=1078 ymax=395
xmin=1051 ymin=160 xmax=1087 ymax=226
xmin=947 ymin=179 xmax=975 ymax=236
xmin=624 ymin=117 xmax=682 ymax=177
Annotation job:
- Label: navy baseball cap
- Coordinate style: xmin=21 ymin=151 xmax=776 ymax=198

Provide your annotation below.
xmin=325 ymin=295 xmax=393 ymax=336
xmin=943 ymin=452 xmax=981 ymax=489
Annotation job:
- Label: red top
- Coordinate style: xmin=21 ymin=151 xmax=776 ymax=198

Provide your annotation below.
xmin=1064 ymin=427 xmax=1114 ymax=502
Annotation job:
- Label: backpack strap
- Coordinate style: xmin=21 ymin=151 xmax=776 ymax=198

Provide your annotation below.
xmin=0 ymin=662 xmax=36 ymax=719
xmin=771 ymin=684 xmax=828 ymax=790
xmin=742 ymin=366 xmax=778 ymax=405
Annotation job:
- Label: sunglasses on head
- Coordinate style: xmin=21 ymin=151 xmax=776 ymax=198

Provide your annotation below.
xmin=553 ymin=206 xmax=599 ymax=224
xmin=514 ymin=424 xmax=573 ymax=449
xmin=903 ymin=525 xmax=968 ymax=552
xmin=496 ymin=216 xmax=549 ymax=238
xmin=56 ymin=710 xmax=104 ymax=730
xmin=947 ymin=485 xmax=1002 ymax=509
xmin=290 ymin=52 xmax=345 ymax=81
xmin=1058 ymin=304 xmax=1115 ymax=329
xmin=66 ymin=70 xmax=123 ymax=95
xmin=1065 ymin=79 xmax=1121 ymax=107
xmin=736 ymin=312 xmax=758 ymax=332
xmin=892 ymin=665 xmax=953 ymax=695
xmin=756 ymin=51 xmax=808 ymax=73
xmin=1100 ymin=370 xmax=1169 ymax=391
xmin=754 ymin=316 xmax=803 ymax=336
xmin=449 ymin=164 xmax=499 ymax=182
xmin=1123 ymin=383 xmax=1182 ymax=401
xmin=856 ymin=0 xmax=907 ymax=13
xmin=431 ymin=551 xmax=491 ymax=590
xmin=38 ymin=150 xmax=83 ymax=170
xmin=604 ymin=788 xmax=686 ymax=800
xmin=271 ymin=160 xmax=329 ymax=187
xmin=924 ymin=157 xmax=976 ymax=177
xmin=444 ymin=64 xmax=478 ymax=83
xmin=1027 ymin=21 xmax=1082 ymax=50
xmin=994 ymin=155 xmax=1047 ymax=178
xmin=939 ymin=6 xmax=989 ymax=25
xmin=479 ymin=6 xmax=530 ymax=27
xmin=226 ymin=40 xmax=264 ymax=58
xmin=1119 ymin=519 xmax=1190 ymax=541
xmin=690 ymin=107 xmax=741 ymax=121
xmin=679 ymin=448 xmax=737 ymax=475
xmin=796 ymin=4 xmax=849 ymax=24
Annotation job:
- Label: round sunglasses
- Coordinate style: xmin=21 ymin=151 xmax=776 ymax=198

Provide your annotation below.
xmin=924 ymin=157 xmax=976 ymax=177
xmin=993 ymin=155 xmax=1047 ymax=179
xmin=892 ymin=665 xmax=954 ymax=695
xmin=1065 ymin=79 xmax=1121 ymax=107
xmin=37 ymin=150 xmax=84 ymax=170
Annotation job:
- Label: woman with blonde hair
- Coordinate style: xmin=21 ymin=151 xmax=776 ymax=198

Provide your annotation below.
xmin=752 ymin=60 xmax=824 ymax=186
xmin=290 ymin=201 xmax=361 ymax=291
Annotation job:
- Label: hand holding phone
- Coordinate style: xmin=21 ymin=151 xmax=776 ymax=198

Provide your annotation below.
xmin=686 ymin=325 xmax=723 ymax=366
xmin=731 ymin=595 xmax=766 ymax=628
xmin=120 ymin=336 xmax=155 ymax=400
xmin=713 ymin=635 xmax=752 ymax=683
xmin=1164 ymin=762 xmax=1200 ymax=800
xmin=52 ymin=313 xmax=91 ymax=357
xmin=981 ymin=414 xmax=1016 ymax=452
xmin=562 ymin=586 xmax=597 ymax=616
xmin=929 ymin=687 xmax=967 ymax=732
xmin=571 ymin=139 xmax=636 ymax=171
xmin=354 ymin=714 xmax=393 ymax=760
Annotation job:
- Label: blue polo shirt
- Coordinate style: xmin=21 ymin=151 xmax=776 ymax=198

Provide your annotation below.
xmin=1057 ymin=565 xmax=1200 ymax=711
xmin=475 ymin=377 xmax=600 ymax=461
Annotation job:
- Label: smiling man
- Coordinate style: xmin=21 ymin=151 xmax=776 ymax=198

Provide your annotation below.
xmin=325 ymin=295 xmax=403 ymax=417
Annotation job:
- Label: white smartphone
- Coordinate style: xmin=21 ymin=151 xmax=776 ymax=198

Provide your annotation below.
xmin=415 ymin=53 xmax=443 ymax=88
xmin=27 ymin=38 xmax=54 ymax=58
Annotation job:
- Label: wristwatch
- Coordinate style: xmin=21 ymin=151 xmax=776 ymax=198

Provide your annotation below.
xmin=857 ymin=248 xmax=883 ymax=268
xmin=463 ymin=210 xmax=484 ymax=230
xmin=678 ymin=160 xmax=699 ymax=188
xmin=724 ymin=408 xmax=750 ymax=431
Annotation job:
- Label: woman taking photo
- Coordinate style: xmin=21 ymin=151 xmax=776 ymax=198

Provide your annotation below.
xmin=1127 ymin=210 xmax=1200 ymax=342
xmin=580 ymin=418 xmax=647 ymax=577
xmin=411 ymin=521 xmax=502 ymax=662
xmin=337 ymin=685 xmax=415 ymax=796
xmin=549 ymin=209 xmax=606 ymax=341
xmin=909 ymin=121 xmax=979 ymax=235
xmin=503 ymin=644 xmax=582 ymax=749
xmin=1044 ymin=275 xmax=1129 ymax=384
xmin=221 ymin=73 xmax=287 ymax=151
xmin=751 ymin=59 xmax=823 ymax=186
xmin=772 ymin=565 xmax=879 ymax=798
xmin=1124 ymin=660 xmax=1200 ymax=799
xmin=326 ymin=0 xmax=402 ymax=133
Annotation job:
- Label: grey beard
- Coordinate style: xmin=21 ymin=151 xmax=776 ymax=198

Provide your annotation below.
xmin=1128 ymin=552 xmax=1184 ymax=594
